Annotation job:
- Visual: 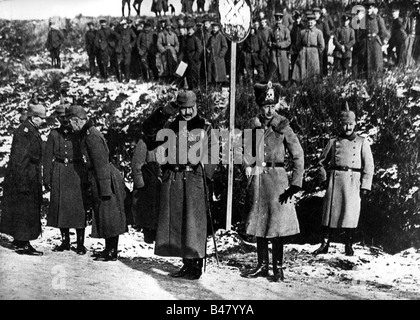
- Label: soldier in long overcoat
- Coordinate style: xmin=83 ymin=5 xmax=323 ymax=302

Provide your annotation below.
xmin=388 ymin=6 xmax=407 ymax=67
xmin=142 ymin=91 xmax=218 ymax=280
xmin=243 ymin=26 xmax=265 ymax=83
xmin=356 ymin=1 xmax=389 ymax=79
xmin=184 ymin=22 xmax=204 ymax=89
xmin=116 ymin=19 xmax=137 ymax=82
xmin=131 ymin=137 xmax=162 ymax=244
xmin=333 ymin=14 xmax=355 ymax=73
xmin=94 ymin=19 xmax=113 ymax=79
xmin=43 ymin=104 xmax=88 ymax=255
xmin=46 ymin=23 xmax=64 ymax=68
xmin=258 ymin=17 xmax=272 ymax=75
xmin=0 ymin=104 xmax=47 ymax=255
xmin=157 ymin=22 xmax=179 ymax=80
xmin=241 ymin=82 xmax=304 ymax=282
xmin=292 ymin=14 xmax=325 ymax=82
xmin=313 ymin=104 xmax=374 ymax=256
xmin=290 ymin=11 xmax=306 ymax=75
xmin=67 ymin=105 xmax=127 ymax=261
xmin=405 ymin=1 xmax=420 ymax=67
xmin=137 ymin=21 xmax=158 ymax=81
xmin=268 ymin=13 xmax=291 ymax=83
xmin=85 ymin=22 xmax=98 ymax=77
xmin=314 ymin=7 xmax=331 ymax=77
xmin=206 ymin=22 xmax=228 ymax=85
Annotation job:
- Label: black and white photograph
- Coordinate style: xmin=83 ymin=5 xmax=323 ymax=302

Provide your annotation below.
xmin=0 ymin=0 xmax=419 ymax=304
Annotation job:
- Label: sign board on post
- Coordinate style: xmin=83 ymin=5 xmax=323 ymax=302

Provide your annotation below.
xmin=218 ymin=0 xmax=252 ymax=230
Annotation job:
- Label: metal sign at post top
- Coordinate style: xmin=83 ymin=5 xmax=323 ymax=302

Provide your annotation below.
xmin=218 ymin=0 xmax=252 ymax=43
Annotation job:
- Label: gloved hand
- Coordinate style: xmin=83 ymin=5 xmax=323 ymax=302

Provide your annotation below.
xmin=279 ymin=185 xmax=301 ymax=204
xmin=162 ymin=101 xmax=180 ymax=116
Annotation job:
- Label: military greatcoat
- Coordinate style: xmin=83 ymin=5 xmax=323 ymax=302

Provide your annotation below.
xmin=0 ymin=120 xmax=44 ymax=241
xmin=43 ymin=127 xmax=87 ymax=229
xmin=292 ymin=27 xmax=325 ymax=82
xmin=244 ymin=114 xmax=304 ymax=238
xmin=79 ymin=122 xmax=127 ymax=239
xmin=318 ymin=134 xmax=374 ymax=228
xmin=142 ymin=108 xmax=218 ymax=259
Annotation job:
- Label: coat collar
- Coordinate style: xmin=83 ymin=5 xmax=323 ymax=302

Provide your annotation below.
xmin=340 ymin=132 xmax=357 ymax=141
xmin=80 ymin=120 xmax=94 ymax=137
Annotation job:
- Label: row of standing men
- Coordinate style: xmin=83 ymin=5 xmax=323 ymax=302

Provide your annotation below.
xmin=0 ymin=82 xmax=374 ymax=282
xmin=45 ymin=2 xmax=420 ymax=89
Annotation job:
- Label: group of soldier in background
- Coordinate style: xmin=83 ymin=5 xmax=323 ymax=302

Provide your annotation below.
xmin=44 ymin=0 xmax=420 ymax=88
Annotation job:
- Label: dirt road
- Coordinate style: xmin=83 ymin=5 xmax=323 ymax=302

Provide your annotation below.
xmin=1 ymin=228 xmax=419 ymax=301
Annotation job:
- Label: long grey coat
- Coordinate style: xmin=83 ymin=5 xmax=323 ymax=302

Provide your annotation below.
xmin=269 ymin=25 xmax=291 ymax=82
xmin=318 ymin=134 xmax=374 ymax=228
xmin=43 ymin=127 xmax=87 ymax=229
xmin=244 ymin=115 xmax=304 ymax=238
xmin=207 ymin=31 xmax=228 ymax=83
xmin=80 ymin=122 xmax=127 ymax=239
xmin=292 ymin=27 xmax=325 ymax=82
xmin=0 ymin=120 xmax=43 ymax=241
xmin=142 ymin=109 xmax=218 ymax=259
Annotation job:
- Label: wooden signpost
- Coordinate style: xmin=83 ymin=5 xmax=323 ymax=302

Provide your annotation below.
xmin=218 ymin=0 xmax=252 ymax=230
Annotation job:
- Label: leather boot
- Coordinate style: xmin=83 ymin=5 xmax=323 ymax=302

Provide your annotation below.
xmin=16 ymin=241 xmax=43 ymax=256
xmin=271 ymin=237 xmax=285 ymax=282
xmin=241 ymin=237 xmax=269 ymax=278
xmin=184 ymin=258 xmax=203 ymax=280
xmin=313 ymin=227 xmax=332 ymax=255
xmin=53 ymin=228 xmax=70 ymax=251
xmin=104 ymin=236 xmax=119 ymax=261
xmin=170 ymin=259 xmax=192 ymax=278
xmin=345 ymin=228 xmax=355 ymax=256
xmin=74 ymin=228 xmax=87 ymax=255
xmin=92 ymin=238 xmax=110 ymax=259
xmin=313 ymin=238 xmax=330 ymax=255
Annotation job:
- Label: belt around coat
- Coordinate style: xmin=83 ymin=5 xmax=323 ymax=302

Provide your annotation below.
xmin=54 ymin=157 xmax=84 ymax=164
xmin=330 ymin=165 xmax=362 ymax=172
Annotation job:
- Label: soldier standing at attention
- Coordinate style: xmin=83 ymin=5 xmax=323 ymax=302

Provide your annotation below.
xmin=0 ymin=103 xmax=47 ymax=256
xmin=388 ymin=6 xmax=408 ymax=67
xmin=241 ymin=82 xmax=304 ymax=282
xmin=85 ymin=22 xmax=98 ymax=77
xmin=142 ymin=91 xmax=218 ymax=280
xmin=291 ymin=13 xmax=325 ymax=82
xmin=46 ymin=22 xmax=64 ymax=69
xmin=43 ymin=104 xmax=88 ymax=255
xmin=358 ymin=1 xmax=389 ymax=79
xmin=332 ymin=13 xmax=355 ymax=74
xmin=116 ymin=19 xmax=137 ymax=83
xmin=268 ymin=12 xmax=291 ymax=85
xmin=183 ymin=22 xmax=204 ymax=89
xmin=313 ymin=103 xmax=374 ymax=257
xmin=95 ymin=19 xmax=112 ymax=80
xmin=67 ymin=105 xmax=127 ymax=261
xmin=313 ymin=7 xmax=330 ymax=77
